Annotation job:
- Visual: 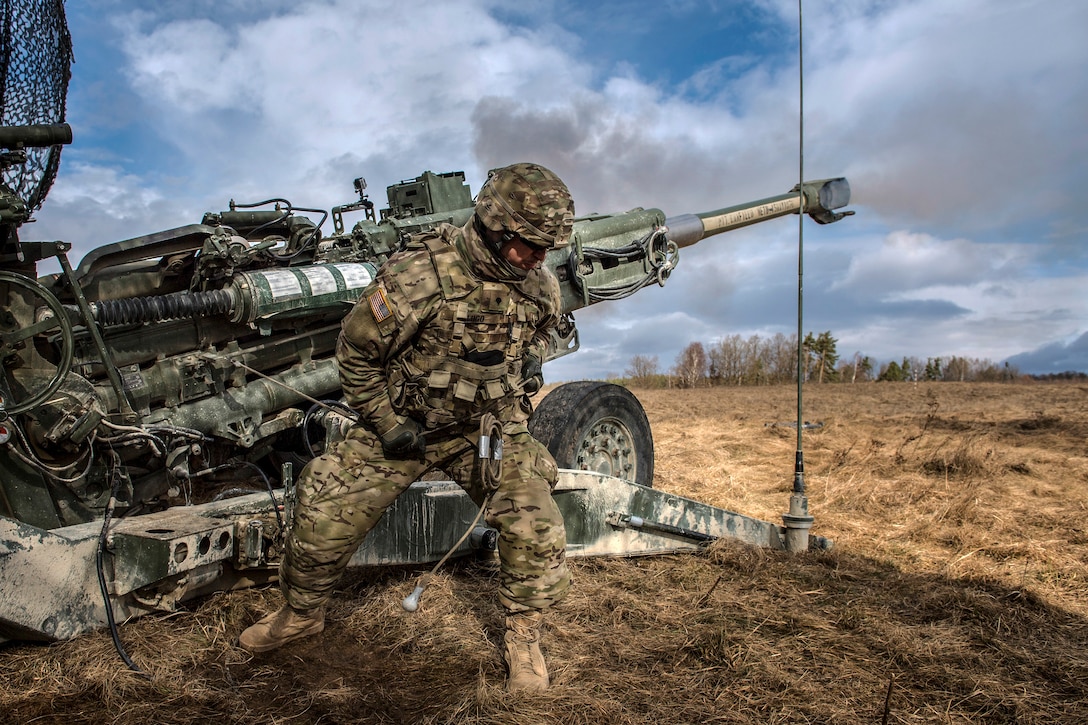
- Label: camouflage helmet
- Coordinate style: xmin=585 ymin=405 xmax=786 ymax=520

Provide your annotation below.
xmin=475 ymin=162 xmax=575 ymax=249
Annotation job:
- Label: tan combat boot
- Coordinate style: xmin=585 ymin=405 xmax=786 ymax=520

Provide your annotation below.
xmin=503 ymin=610 xmax=549 ymax=692
xmin=239 ymin=605 xmax=325 ymax=653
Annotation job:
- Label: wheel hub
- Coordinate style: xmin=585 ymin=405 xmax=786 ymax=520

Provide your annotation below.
xmin=575 ymin=416 xmax=636 ymax=481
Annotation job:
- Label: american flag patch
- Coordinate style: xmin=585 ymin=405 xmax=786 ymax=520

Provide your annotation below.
xmin=368 ymin=287 xmax=392 ymax=322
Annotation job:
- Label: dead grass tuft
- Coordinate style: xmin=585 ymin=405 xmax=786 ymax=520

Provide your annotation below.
xmin=2 ymin=382 xmax=1087 ymax=723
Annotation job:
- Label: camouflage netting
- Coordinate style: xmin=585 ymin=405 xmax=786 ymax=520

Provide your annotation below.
xmin=0 ymin=0 xmax=73 ymax=212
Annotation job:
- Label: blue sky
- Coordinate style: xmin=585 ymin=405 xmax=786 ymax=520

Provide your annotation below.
xmin=20 ymin=0 xmax=1088 ymax=380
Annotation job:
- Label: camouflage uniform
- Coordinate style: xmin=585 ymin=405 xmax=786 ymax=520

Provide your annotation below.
xmin=279 ymin=193 xmax=572 ymax=615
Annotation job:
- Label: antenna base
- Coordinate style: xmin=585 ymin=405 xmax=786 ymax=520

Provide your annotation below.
xmin=782 ymin=493 xmax=814 ymax=553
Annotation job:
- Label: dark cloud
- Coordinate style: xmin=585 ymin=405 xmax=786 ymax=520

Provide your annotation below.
xmin=470 ymin=94 xmax=796 ymax=218
xmin=1006 ymin=332 xmax=1088 ymax=376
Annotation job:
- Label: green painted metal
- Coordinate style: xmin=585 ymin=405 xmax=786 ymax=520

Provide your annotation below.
xmin=232 ymin=263 xmax=377 ymax=322
xmin=1 ymin=163 xmax=851 ymax=644
xmin=0 ymin=471 xmax=830 ymax=642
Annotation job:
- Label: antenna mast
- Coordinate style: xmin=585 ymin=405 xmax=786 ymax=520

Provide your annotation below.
xmin=782 ymin=0 xmax=815 ymax=552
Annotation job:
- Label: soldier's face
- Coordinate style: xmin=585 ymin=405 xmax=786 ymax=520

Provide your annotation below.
xmin=500 ymin=236 xmax=549 ymax=270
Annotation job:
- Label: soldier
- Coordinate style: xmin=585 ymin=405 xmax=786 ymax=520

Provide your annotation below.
xmin=239 ymin=162 xmax=575 ymax=692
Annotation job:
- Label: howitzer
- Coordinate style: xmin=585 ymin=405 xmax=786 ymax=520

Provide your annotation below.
xmin=0 ymin=164 xmax=851 ymax=643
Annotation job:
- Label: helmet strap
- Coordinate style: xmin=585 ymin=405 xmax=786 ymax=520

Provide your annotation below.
xmin=472 ymin=214 xmax=528 ymax=279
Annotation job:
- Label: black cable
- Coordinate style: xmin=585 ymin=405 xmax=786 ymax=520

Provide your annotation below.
xmin=228 ymin=197 xmax=328 ymax=260
xmin=568 ymin=227 xmax=678 ymax=302
xmin=214 ymin=460 xmax=284 ymax=535
xmin=96 ymin=450 xmax=150 ymax=678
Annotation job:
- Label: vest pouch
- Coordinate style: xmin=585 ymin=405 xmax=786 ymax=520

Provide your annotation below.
xmin=454 ymin=378 xmax=479 ymax=402
xmin=484 ymin=380 xmax=505 ymax=400
xmin=413 ymin=353 xmax=510 ymax=415
xmin=427 ymin=369 xmax=452 ymax=390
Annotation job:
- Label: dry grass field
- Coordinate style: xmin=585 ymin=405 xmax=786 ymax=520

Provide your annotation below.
xmin=2 ymin=381 xmax=1086 ymax=724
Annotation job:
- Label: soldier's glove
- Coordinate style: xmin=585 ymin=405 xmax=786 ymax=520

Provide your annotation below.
xmin=380 ymin=418 xmax=426 ymax=459
xmin=521 ymin=354 xmax=544 ymax=395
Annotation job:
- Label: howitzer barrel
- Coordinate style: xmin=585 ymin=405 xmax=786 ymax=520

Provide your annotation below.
xmin=664 ymin=177 xmax=852 ymax=248
xmin=0 ymin=123 xmax=73 ymax=149
xmin=550 ymin=177 xmax=852 ymax=319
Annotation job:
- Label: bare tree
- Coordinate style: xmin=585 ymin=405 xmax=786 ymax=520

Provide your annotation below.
xmin=740 ymin=334 xmax=764 ymax=385
xmin=625 ymin=354 xmax=660 ymax=387
xmin=768 ymin=332 xmax=798 ymax=384
xmin=708 ymin=334 xmax=743 ymax=385
xmin=673 ymin=342 xmax=708 ymax=388
xmin=943 ymin=356 xmax=970 ymax=382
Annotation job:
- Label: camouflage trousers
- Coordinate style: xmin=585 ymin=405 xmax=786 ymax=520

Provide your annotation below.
xmin=280 ymin=421 xmax=571 ymax=613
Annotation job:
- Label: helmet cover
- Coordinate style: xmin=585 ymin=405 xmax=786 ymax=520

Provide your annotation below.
xmin=475 ymin=162 xmax=575 ymax=249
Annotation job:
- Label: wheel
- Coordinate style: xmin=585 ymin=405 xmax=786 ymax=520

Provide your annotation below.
xmin=0 ymin=271 xmax=75 ymax=415
xmin=528 ymin=381 xmax=654 ymax=487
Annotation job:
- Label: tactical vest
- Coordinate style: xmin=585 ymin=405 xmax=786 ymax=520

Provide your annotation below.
xmin=385 ymin=235 xmax=549 ymax=429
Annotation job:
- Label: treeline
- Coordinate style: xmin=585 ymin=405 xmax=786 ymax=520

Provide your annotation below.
xmin=623 ymin=331 xmax=1027 ymax=388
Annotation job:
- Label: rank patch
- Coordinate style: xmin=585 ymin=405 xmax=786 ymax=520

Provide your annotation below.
xmin=368 ymin=286 xmax=392 ymax=323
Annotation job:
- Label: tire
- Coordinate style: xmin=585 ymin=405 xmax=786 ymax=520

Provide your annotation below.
xmin=528 ymin=381 xmax=654 ymax=487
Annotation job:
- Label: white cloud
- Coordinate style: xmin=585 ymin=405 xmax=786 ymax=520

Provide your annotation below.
xmin=832 ymin=230 xmax=1029 ymax=296
xmin=24 ymin=0 xmax=1088 ymax=377
xmin=112 ymin=1 xmax=591 ymax=203
xmin=806 ymin=0 xmax=1088 ymax=232
xmin=28 ymin=162 xmax=181 ymax=272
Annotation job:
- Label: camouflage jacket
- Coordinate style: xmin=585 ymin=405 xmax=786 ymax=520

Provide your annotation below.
xmin=337 ymin=219 xmax=561 ymax=435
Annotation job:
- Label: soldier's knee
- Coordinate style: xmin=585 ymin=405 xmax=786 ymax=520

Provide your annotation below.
xmin=507 ymin=433 xmax=557 ymax=488
xmin=532 ymin=445 xmax=558 ymax=488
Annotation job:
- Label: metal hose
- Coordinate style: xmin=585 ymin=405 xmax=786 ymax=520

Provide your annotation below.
xmin=92 ymin=289 xmax=234 ymax=326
